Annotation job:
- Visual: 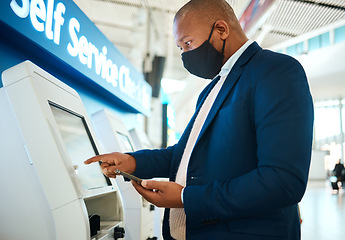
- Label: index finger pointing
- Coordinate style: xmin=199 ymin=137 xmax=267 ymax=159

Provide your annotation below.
xmin=84 ymin=155 xmax=102 ymax=164
xmin=84 ymin=153 xmax=119 ymax=165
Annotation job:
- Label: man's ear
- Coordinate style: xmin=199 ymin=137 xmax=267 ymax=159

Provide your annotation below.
xmin=214 ymin=20 xmax=229 ymax=40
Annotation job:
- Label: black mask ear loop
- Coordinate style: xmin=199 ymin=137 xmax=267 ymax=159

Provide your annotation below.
xmin=207 ymin=23 xmax=216 ymax=42
xmin=221 ymin=39 xmax=226 ymax=54
xmin=208 ymin=22 xmax=226 ymax=55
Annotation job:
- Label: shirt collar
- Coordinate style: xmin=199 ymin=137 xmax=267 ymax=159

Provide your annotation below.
xmin=218 ymin=39 xmax=254 ymax=77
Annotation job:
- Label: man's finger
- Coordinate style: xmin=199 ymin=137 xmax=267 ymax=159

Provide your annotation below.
xmin=84 ymin=155 xmax=102 ymax=164
xmin=99 ymin=165 xmax=118 ymax=178
xmin=141 ymin=180 xmax=165 ymax=191
xmin=100 ymin=162 xmax=110 ymax=169
xmin=104 ymin=172 xmax=117 ymax=178
xmin=104 ymin=165 xmax=118 ymax=175
xmin=131 ymin=181 xmax=159 ymax=202
xmin=84 ymin=154 xmax=115 ymax=165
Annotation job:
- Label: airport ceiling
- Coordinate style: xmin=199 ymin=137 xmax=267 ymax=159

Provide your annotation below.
xmin=73 ymin=0 xmax=345 ymax=82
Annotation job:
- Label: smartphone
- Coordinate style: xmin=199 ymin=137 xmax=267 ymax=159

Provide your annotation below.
xmin=115 ymin=169 xmax=142 ymax=184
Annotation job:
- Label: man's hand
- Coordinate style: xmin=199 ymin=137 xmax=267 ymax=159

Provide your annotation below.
xmin=132 ymin=180 xmax=184 ymax=208
xmin=84 ymin=152 xmax=136 ymax=178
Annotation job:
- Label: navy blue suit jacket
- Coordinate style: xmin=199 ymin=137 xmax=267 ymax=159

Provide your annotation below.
xmin=131 ymin=42 xmax=314 ymax=240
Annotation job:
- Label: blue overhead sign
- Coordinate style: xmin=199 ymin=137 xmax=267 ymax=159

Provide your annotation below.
xmin=0 ymin=0 xmax=151 ymax=116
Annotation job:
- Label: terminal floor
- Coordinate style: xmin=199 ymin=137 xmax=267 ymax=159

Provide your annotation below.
xmin=300 ymin=180 xmax=345 ymax=240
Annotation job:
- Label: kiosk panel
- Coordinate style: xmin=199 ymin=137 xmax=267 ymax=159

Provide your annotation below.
xmin=92 ymin=109 xmax=157 ymax=240
xmin=116 ymin=132 xmax=135 ymax=152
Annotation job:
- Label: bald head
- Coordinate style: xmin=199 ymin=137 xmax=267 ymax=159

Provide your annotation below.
xmin=174 ymin=0 xmax=238 ymax=27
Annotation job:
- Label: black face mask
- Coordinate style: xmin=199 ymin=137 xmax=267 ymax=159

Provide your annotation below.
xmin=182 ymin=23 xmax=226 ymax=79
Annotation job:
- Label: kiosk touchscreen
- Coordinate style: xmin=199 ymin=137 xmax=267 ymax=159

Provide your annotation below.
xmin=50 ymin=103 xmax=110 ymax=191
xmin=0 ymin=61 xmax=124 ymax=240
xmin=92 ymin=109 xmax=157 ymax=240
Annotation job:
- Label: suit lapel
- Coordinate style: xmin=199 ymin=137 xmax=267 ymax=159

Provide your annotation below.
xmin=194 ymin=69 xmax=241 ymax=146
xmin=195 ymin=42 xmax=262 ymax=146
xmin=170 ymin=76 xmax=220 ymax=180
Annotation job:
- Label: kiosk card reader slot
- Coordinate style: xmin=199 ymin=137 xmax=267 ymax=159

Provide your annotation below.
xmin=0 ymin=61 xmax=124 ymax=240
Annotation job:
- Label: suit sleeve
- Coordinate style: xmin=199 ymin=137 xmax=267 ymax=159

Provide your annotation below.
xmin=130 ymin=145 xmax=175 ymax=179
xmin=183 ymin=53 xmax=314 ymax=228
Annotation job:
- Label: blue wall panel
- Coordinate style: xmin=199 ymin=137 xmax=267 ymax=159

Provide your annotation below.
xmin=0 ymin=0 xmax=151 ymax=116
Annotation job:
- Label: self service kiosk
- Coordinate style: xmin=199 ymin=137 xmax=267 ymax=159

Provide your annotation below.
xmin=92 ymin=110 xmax=157 ymax=240
xmin=129 ymin=127 xmax=154 ymax=151
xmin=0 ymin=61 xmax=125 ymax=240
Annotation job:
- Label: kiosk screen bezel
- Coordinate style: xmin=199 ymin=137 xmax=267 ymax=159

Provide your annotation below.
xmin=49 ymin=101 xmax=111 ymax=189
